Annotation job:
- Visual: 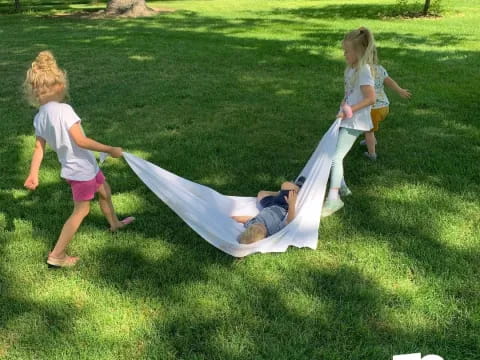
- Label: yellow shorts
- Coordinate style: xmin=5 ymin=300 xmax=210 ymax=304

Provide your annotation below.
xmin=370 ymin=107 xmax=389 ymax=132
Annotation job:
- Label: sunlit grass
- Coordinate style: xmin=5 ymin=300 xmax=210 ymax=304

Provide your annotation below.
xmin=0 ymin=0 xmax=479 ymax=359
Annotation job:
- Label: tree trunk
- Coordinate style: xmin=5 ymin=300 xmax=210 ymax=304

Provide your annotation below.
xmin=105 ymin=0 xmax=156 ymax=17
xmin=423 ymin=0 xmax=431 ymax=15
xmin=14 ymin=0 xmax=21 ymax=12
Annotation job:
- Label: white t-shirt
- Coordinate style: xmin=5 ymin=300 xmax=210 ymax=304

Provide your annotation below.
xmin=33 ymin=101 xmax=99 ymax=181
xmin=341 ymin=64 xmax=375 ymax=131
xmin=372 ymin=64 xmax=390 ymax=109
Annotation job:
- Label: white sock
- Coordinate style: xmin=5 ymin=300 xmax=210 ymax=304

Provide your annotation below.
xmin=340 ymin=178 xmax=347 ymax=189
xmin=327 ymin=189 xmax=339 ymax=201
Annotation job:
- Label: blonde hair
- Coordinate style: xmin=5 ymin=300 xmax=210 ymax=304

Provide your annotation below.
xmin=343 ymin=27 xmax=377 ymax=86
xmin=24 ymin=51 xmax=69 ymax=107
xmin=239 ymin=223 xmax=267 ymax=244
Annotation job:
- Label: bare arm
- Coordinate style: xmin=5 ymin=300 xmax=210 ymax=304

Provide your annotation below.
xmin=338 ymin=85 xmax=376 ymax=119
xmin=384 ymin=77 xmax=411 ymax=98
xmin=285 ymin=190 xmax=298 ymax=224
xmin=68 ymin=123 xmax=123 ymax=158
xmin=350 ymin=85 xmax=376 ymax=113
xmin=24 ymin=137 xmax=46 ymax=190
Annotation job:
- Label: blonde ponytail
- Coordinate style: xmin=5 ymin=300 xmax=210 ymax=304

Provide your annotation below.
xmin=343 ymin=27 xmax=377 ymax=87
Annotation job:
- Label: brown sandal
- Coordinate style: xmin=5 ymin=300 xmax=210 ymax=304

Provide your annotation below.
xmin=46 ymin=254 xmax=80 ymax=268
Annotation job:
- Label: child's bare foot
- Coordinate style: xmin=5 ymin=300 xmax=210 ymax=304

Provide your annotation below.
xmin=47 ymin=254 xmax=80 ymax=268
xmin=110 ymin=216 xmax=135 ymax=232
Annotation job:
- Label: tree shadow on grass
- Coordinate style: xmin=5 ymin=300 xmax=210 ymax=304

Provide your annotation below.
xmin=83 ymin=242 xmax=391 ymax=358
xmin=88 ymin=249 xmax=476 ymax=359
xmin=325 ymin=186 xmax=480 ymax=359
xmin=0 ymin=0 xmax=102 ymax=14
xmin=1 ymin=7 xmax=479 ymax=359
xmin=0 ymin=249 xmax=86 ymax=358
xmin=302 ymin=28 xmax=469 ymax=48
xmin=266 ymin=3 xmax=434 ymax=21
xmin=2 ymin=2 xmax=478 ymax=259
xmin=1 ymin=6 xmax=478 ymax=253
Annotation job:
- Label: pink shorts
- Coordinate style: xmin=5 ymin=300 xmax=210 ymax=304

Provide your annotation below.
xmin=67 ymin=171 xmax=105 ymax=202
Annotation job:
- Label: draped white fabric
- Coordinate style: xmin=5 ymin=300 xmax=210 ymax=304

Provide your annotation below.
xmin=123 ymin=119 xmax=340 ymax=257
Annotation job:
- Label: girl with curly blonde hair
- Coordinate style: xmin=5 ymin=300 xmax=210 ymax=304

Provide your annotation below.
xmin=24 ymin=51 xmax=134 ymax=268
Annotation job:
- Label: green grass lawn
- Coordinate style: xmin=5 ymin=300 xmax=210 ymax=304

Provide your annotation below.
xmin=1 ymin=0 xmax=479 ymax=359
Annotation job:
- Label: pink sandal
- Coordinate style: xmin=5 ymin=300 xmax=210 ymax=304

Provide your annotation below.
xmin=110 ymin=216 xmax=135 ymax=232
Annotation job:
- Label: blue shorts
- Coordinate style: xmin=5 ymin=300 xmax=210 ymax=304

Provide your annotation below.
xmin=244 ymin=205 xmax=287 ymax=236
xmin=259 ymin=190 xmax=290 ymax=210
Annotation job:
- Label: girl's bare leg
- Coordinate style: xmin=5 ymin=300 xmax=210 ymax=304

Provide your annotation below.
xmin=50 ymin=200 xmax=90 ymax=260
xmin=365 ymin=131 xmax=377 ymax=155
xmin=97 ymin=182 xmax=122 ymax=229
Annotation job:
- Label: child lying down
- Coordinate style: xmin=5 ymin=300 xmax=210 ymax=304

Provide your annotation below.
xmin=232 ymin=176 xmax=305 ymax=244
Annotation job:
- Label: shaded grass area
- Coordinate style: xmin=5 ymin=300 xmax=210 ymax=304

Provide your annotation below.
xmin=0 ymin=0 xmax=102 ymax=14
xmin=0 ymin=0 xmax=479 ymax=359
